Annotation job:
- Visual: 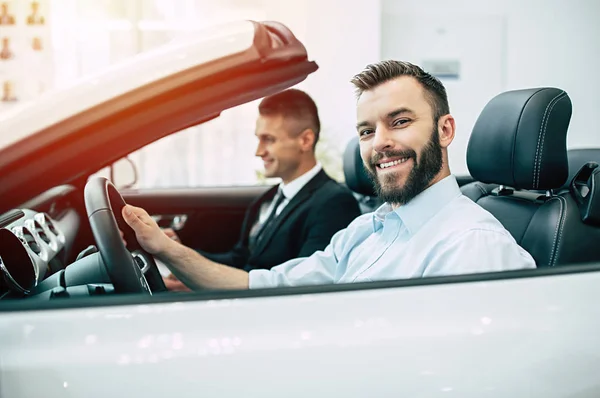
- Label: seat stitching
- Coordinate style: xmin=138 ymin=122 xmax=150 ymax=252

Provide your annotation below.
xmin=547 ymin=196 xmax=564 ymax=266
xmin=476 ymin=183 xmax=487 ymax=196
xmin=535 ymin=91 xmax=566 ymax=188
xmin=552 ymin=196 xmax=567 ymax=266
xmin=533 ymin=93 xmax=554 ymax=189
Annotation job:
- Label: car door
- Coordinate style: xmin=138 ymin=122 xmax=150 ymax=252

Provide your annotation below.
xmin=2 ymin=266 xmax=600 ymax=397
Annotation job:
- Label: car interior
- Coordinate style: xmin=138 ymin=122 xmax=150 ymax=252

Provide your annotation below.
xmin=1 ymin=85 xmax=600 ymax=302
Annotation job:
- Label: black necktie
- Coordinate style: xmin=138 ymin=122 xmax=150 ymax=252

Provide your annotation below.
xmin=250 ymin=188 xmax=286 ymax=248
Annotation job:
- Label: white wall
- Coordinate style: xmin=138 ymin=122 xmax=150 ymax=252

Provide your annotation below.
xmin=382 ymin=0 xmax=600 ymax=174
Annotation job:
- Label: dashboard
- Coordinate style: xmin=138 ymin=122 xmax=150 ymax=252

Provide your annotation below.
xmin=0 ymin=183 xmax=165 ymax=299
xmin=0 ymin=210 xmax=66 ymax=295
xmin=0 ymin=203 xmax=80 ymax=297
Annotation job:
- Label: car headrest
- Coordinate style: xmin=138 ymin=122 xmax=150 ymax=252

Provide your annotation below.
xmin=343 ymin=136 xmax=375 ymax=196
xmin=466 ymin=87 xmax=572 ymax=190
xmin=561 ymin=148 xmax=600 ymax=191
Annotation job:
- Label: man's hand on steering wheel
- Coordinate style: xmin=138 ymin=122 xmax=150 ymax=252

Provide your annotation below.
xmin=85 ymin=178 xmax=168 ymax=294
xmin=121 ymin=204 xmax=173 ymax=255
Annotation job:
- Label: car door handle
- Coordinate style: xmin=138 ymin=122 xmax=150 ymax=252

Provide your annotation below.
xmin=151 ymin=214 xmax=188 ymax=231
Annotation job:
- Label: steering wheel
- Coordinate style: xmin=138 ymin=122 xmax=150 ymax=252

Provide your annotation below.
xmin=84 ymin=177 xmax=167 ymax=294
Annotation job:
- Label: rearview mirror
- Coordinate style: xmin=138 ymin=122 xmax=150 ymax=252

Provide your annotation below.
xmin=110 ymin=157 xmax=138 ymax=189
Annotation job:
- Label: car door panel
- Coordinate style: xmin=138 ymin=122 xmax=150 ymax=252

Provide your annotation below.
xmin=122 ymin=185 xmax=271 ymax=253
xmin=1 ymin=268 xmax=600 ymax=397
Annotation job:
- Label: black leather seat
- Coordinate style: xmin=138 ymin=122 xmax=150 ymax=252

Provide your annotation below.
xmin=462 ymin=87 xmax=600 ymax=267
xmin=343 ymin=136 xmax=382 ymax=213
xmin=560 ymin=148 xmax=600 ymax=192
xmin=463 ymin=148 xmax=600 ymax=197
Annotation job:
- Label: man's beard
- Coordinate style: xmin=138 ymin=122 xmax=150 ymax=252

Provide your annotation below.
xmin=365 ymin=129 xmax=443 ymax=206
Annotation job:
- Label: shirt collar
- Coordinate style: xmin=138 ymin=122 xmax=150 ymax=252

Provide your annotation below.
xmin=371 ymin=175 xmax=462 ymax=234
xmin=279 ymin=162 xmax=322 ymax=200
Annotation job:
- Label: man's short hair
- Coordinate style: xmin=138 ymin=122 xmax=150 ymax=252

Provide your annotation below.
xmin=350 ymin=60 xmax=450 ymax=122
xmin=258 ymin=89 xmax=321 ymax=148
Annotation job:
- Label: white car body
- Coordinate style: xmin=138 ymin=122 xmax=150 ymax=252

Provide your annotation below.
xmin=1 ymin=20 xmax=600 ymax=398
xmin=2 ymin=269 xmax=600 ymax=397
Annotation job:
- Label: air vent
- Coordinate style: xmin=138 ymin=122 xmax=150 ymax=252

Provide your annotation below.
xmin=20 ymin=227 xmax=41 ymax=255
xmin=33 ymin=220 xmax=51 ymax=244
xmin=46 ymin=218 xmax=59 ymax=236
xmin=39 ymin=213 xmax=59 ymax=236
xmin=34 ymin=213 xmax=63 ymax=249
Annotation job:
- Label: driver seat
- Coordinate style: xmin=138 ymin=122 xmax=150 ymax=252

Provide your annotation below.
xmin=462 ymin=87 xmax=600 ymax=267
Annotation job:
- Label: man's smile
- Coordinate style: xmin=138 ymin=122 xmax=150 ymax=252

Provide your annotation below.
xmin=376 ymin=156 xmax=413 ymax=172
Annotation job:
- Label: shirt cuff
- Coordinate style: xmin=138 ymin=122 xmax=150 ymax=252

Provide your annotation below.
xmin=248 ymin=269 xmax=274 ymax=290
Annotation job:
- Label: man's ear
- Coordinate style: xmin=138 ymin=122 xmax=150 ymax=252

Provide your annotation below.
xmin=437 ymin=114 xmax=456 ymax=149
xmin=298 ymin=128 xmax=316 ymax=152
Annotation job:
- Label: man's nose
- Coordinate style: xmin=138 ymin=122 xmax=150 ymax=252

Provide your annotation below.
xmin=372 ymin=127 xmax=394 ymax=153
xmin=255 ymin=143 xmax=266 ymax=157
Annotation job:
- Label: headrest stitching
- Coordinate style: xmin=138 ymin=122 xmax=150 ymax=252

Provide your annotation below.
xmin=510 ymin=89 xmax=542 ymax=188
xmin=537 ymin=92 xmax=566 ymax=189
xmin=534 ymin=91 xmax=565 ymax=189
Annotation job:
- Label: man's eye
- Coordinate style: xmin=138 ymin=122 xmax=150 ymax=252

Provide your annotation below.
xmin=393 ymin=119 xmax=410 ymax=127
xmin=359 ymin=129 xmax=374 ymax=137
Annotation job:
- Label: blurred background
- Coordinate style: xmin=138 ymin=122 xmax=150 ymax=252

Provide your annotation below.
xmin=1 ymin=0 xmax=599 ymax=188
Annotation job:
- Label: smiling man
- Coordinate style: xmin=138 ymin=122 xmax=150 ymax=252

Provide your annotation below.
xmin=123 ymin=60 xmax=536 ymax=290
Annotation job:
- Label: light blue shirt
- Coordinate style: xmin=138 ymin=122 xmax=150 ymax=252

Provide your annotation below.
xmin=249 ymin=175 xmax=536 ymax=289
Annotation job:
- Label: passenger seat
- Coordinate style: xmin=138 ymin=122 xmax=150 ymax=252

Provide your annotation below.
xmin=462 ymin=87 xmax=600 ymax=267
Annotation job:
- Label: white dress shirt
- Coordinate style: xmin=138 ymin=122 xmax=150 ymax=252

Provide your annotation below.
xmin=249 ymin=175 xmax=537 ymax=288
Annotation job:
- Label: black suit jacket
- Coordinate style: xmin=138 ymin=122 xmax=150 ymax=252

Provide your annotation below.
xmin=204 ymin=169 xmax=361 ymax=270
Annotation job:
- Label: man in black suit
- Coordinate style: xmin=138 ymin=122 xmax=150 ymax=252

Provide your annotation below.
xmin=163 ymin=89 xmax=360 ymax=290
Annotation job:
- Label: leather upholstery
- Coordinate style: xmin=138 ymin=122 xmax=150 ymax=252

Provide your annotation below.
xmin=343 ymin=136 xmax=375 ymax=197
xmin=343 ymin=136 xmax=383 ymax=213
xmin=461 ymin=184 xmax=600 ymax=267
xmin=561 ymin=148 xmax=600 ymax=191
xmin=467 ymin=87 xmax=572 ymax=190
xmin=463 ymin=148 xmax=600 ymax=199
xmin=569 ymin=161 xmax=600 ymax=226
xmin=462 ymin=87 xmax=600 ymax=267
